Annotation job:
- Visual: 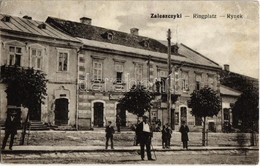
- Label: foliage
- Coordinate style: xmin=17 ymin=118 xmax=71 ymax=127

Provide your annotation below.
xmin=118 ymin=84 xmax=152 ymax=117
xmin=220 ymin=70 xmax=257 ymax=93
xmin=188 ymin=87 xmax=221 ymax=146
xmin=1 ymin=65 xmax=47 ymax=114
xmin=189 ymin=87 xmax=221 ymax=118
xmin=233 ymin=86 xmax=259 ymax=131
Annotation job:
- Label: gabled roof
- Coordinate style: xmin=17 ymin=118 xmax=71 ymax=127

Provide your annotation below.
xmin=220 ymin=85 xmax=241 ymax=97
xmin=0 ymin=14 xmax=80 ymax=42
xmin=46 ymin=16 xmax=169 ymax=54
xmin=46 ymin=16 xmax=221 ymax=70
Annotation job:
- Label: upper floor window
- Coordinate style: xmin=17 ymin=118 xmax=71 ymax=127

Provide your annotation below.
xmin=135 ymin=64 xmax=143 ymax=82
xmin=58 ymin=52 xmax=68 ymax=71
xmin=115 ymin=62 xmax=124 ymax=83
xmin=182 ymin=71 xmax=189 ymax=91
xmin=31 ymin=48 xmax=43 ymax=70
xmin=9 ymin=46 xmax=22 ymax=66
xmin=93 ymin=60 xmax=103 ymax=81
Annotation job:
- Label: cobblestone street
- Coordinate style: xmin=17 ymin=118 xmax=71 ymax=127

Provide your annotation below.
xmin=1 ymin=150 xmax=258 ymax=164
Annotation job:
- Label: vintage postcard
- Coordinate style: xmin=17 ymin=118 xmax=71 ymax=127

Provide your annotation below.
xmin=0 ymin=0 xmax=259 ymax=164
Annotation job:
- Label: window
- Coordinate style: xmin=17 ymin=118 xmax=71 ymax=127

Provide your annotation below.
xmin=223 ymin=108 xmax=230 ymax=121
xmin=93 ymin=61 xmax=103 ymax=81
xmin=9 ymin=46 xmax=22 ymax=66
xmin=158 ymin=70 xmax=167 ymax=93
xmin=161 ymin=77 xmax=167 ymax=93
xmin=182 ymin=71 xmax=189 ymax=91
xmin=135 ymin=64 xmax=143 ymax=81
xmin=58 ymin=52 xmax=68 ymax=71
xmin=31 ymin=48 xmax=43 ymax=70
xmin=195 ymin=74 xmax=202 ymax=90
xmin=208 ymin=76 xmax=214 ymax=88
xmin=195 ymin=116 xmax=202 ymax=126
xmin=116 ymin=72 xmax=123 ymax=83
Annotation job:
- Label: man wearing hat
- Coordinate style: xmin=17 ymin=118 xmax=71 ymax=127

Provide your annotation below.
xmin=136 ymin=115 xmax=154 ymax=161
xmin=1 ymin=109 xmax=21 ymax=150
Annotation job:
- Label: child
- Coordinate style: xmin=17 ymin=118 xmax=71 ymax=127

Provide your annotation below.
xmin=105 ymin=121 xmax=115 ymax=149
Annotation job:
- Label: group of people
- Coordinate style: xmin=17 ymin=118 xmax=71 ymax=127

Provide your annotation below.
xmin=105 ymin=115 xmax=190 ymax=161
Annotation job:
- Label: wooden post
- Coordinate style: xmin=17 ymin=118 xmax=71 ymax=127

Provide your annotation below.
xmin=167 ymin=29 xmax=173 ymax=129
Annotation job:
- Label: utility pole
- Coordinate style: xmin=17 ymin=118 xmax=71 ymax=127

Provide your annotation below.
xmin=167 ymin=29 xmax=172 ymax=128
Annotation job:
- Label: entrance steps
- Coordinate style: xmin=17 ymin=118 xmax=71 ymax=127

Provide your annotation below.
xmin=29 ymin=121 xmax=49 ymax=131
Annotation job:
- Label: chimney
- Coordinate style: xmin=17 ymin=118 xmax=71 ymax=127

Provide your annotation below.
xmin=130 ymin=28 xmax=139 ymax=35
xmin=224 ymin=64 xmax=230 ymax=71
xmin=23 ymin=15 xmax=32 ymax=20
xmin=80 ymin=17 xmax=92 ymax=25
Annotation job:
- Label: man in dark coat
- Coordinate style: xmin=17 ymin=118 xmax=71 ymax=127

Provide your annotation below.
xmin=179 ymin=121 xmax=189 ymax=149
xmin=136 ymin=116 xmax=154 ymax=161
xmin=165 ymin=123 xmax=172 ymax=149
xmin=105 ymin=121 xmax=115 ymax=149
xmin=161 ymin=125 xmax=167 ymax=149
xmin=1 ymin=109 xmax=21 ymax=150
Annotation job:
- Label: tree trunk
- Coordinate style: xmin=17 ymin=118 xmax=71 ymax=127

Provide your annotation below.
xmin=202 ymin=116 xmax=206 ymax=146
xmin=19 ymin=109 xmax=30 ymax=145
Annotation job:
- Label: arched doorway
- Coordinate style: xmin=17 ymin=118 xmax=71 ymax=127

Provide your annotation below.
xmin=116 ymin=103 xmax=126 ymax=127
xmin=54 ymin=98 xmax=69 ymax=125
xmin=94 ymin=102 xmax=104 ymax=127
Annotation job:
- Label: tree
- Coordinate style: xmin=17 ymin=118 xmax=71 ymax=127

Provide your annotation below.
xmin=1 ymin=65 xmax=47 ymax=145
xmin=233 ymin=86 xmax=258 ymax=145
xmin=188 ymin=87 xmax=221 ymax=146
xmin=118 ymin=84 xmax=152 ymax=118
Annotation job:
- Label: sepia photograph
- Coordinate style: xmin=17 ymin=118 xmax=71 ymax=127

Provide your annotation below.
xmin=0 ymin=0 xmax=259 ymax=164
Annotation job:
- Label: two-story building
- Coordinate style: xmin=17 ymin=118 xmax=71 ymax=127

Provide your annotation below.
xmin=0 ymin=14 xmax=82 ymax=127
xmin=46 ymin=16 xmax=223 ymax=131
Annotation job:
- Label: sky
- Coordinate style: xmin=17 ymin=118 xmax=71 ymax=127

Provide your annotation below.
xmin=0 ymin=0 xmax=259 ymax=78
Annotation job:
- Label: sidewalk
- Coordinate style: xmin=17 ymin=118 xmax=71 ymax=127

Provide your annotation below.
xmin=1 ymin=145 xmax=258 ymax=154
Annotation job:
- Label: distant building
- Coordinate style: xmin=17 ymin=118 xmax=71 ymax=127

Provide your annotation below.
xmin=220 ymin=85 xmax=241 ymax=132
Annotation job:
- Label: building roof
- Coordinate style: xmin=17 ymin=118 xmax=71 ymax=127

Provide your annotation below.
xmin=0 ymin=14 xmax=80 ymax=42
xmin=220 ymin=85 xmax=241 ymax=97
xmin=46 ymin=16 xmax=221 ymax=69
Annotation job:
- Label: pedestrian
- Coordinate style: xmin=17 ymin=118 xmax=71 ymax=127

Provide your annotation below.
xmin=179 ymin=121 xmax=189 ymax=149
xmin=116 ymin=114 xmax=121 ymax=132
xmin=105 ymin=121 xmax=115 ymax=149
xmin=136 ymin=116 xmax=154 ymax=161
xmin=1 ymin=109 xmax=21 ymax=150
xmin=165 ymin=123 xmax=172 ymax=149
xmin=161 ymin=125 xmax=167 ymax=149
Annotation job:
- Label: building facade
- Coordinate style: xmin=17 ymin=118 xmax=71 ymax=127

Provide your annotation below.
xmin=0 ymin=14 xmax=82 ymax=127
xmin=46 ymin=16 xmax=223 ymax=131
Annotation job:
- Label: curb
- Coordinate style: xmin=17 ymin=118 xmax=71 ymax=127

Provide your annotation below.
xmin=1 ymin=147 xmax=258 ymax=154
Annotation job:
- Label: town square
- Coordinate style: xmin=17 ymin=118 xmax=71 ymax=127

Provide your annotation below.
xmin=0 ymin=0 xmax=259 ymax=164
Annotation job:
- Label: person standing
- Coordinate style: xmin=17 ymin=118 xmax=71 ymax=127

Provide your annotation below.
xmin=161 ymin=125 xmax=167 ymax=149
xmin=1 ymin=109 xmax=21 ymax=150
xmin=116 ymin=114 xmax=121 ymax=132
xmin=105 ymin=121 xmax=115 ymax=149
xmin=136 ymin=116 xmax=154 ymax=161
xmin=179 ymin=121 xmax=189 ymax=149
xmin=165 ymin=123 xmax=172 ymax=149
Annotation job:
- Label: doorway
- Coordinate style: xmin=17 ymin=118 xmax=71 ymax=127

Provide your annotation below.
xmin=180 ymin=106 xmax=187 ymax=123
xmin=94 ymin=102 xmax=104 ymax=127
xmin=54 ymin=98 xmax=69 ymax=125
